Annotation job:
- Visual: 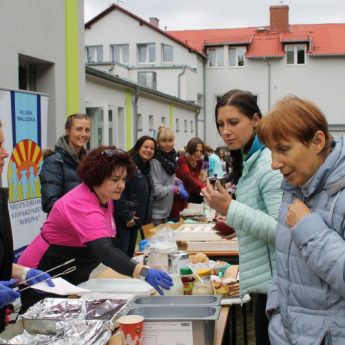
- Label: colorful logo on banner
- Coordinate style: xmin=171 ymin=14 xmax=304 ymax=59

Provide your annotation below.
xmin=7 ymin=139 xmax=43 ymax=202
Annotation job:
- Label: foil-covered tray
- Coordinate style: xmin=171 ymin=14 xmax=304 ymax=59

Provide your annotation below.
xmin=0 ymin=319 xmax=111 ymax=345
xmin=20 ymin=298 xmax=127 ymax=331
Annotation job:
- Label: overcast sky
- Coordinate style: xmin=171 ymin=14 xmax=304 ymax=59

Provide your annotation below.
xmin=84 ymin=0 xmax=345 ymax=30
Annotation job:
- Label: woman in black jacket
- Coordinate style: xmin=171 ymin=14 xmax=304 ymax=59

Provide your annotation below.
xmin=39 ymin=114 xmax=91 ymax=213
xmin=113 ymin=136 xmax=156 ymax=257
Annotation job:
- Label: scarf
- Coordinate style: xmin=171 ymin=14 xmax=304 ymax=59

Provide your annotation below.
xmin=155 ymin=147 xmax=177 ymax=175
xmin=242 ymin=135 xmax=265 ymax=161
xmin=133 ymin=154 xmax=151 ymax=176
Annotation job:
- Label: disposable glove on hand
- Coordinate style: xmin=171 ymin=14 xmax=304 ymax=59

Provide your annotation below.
xmin=25 ymin=269 xmax=55 ymax=287
xmin=145 ymin=269 xmax=173 ymax=295
xmin=0 ymin=280 xmax=20 ymax=308
xmin=177 ymin=182 xmax=189 ymax=201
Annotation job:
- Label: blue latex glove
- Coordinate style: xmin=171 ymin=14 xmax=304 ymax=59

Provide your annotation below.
xmin=177 ymin=181 xmax=189 ymax=201
xmin=25 ymin=269 xmax=55 ymax=287
xmin=0 ymin=280 xmax=20 ymax=308
xmin=145 ymin=269 xmax=173 ymax=295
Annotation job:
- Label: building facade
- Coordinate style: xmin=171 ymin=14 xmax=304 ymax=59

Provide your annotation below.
xmin=0 ymin=0 xmax=85 ymax=147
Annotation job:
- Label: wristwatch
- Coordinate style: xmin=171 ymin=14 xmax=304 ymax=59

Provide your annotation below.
xmin=139 ymin=266 xmax=150 ymax=280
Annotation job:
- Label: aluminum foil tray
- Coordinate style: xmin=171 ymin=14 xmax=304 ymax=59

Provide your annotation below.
xmin=0 ymin=319 xmax=111 ymax=345
xmin=20 ymin=297 xmax=127 ymax=331
xmin=129 ymin=295 xmax=221 ymax=306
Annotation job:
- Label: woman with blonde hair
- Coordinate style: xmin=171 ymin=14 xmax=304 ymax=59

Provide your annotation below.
xmin=258 ymin=95 xmax=345 ymax=345
xmin=150 ymin=125 xmax=188 ymax=225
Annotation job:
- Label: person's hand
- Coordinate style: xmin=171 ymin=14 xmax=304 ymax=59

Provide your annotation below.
xmin=0 ymin=280 xmax=20 ymax=308
xmin=127 ymin=216 xmax=139 ymax=227
xmin=202 ymin=180 xmax=232 ymax=216
xmin=177 ymin=181 xmax=189 ymax=201
xmin=145 ymin=269 xmax=173 ymax=295
xmin=286 ymin=199 xmax=311 ymax=228
xmin=25 ymin=269 xmax=55 ymax=287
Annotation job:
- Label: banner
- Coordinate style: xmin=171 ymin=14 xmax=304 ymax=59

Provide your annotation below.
xmin=0 ymin=88 xmax=49 ymax=260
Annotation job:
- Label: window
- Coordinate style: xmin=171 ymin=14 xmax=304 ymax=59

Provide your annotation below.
xmin=228 ymin=46 xmax=246 ymax=67
xmin=138 ymin=71 xmax=157 ymax=89
xmin=161 ymin=116 xmax=166 ymax=125
xmin=19 ymin=62 xmax=36 ymax=91
xmin=85 ymin=46 xmax=103 ymax=63
xmin=208 ymin=47 xmax=224 ymax=67
xmin=285 ymin=45 xmax=306 ymax=65
xmin=184 ymin=119 xmax=188 ymax=133
xmin=111 ymin=44 xmax=129 ymax=64
xmin=162 ymin=44 xmax=173 ymax=63
xmin=190 ymin=120 xmax=194 ymax=133
xmin=149 ymin=115 xmax=154 ymax=131
xmin=175 ymin=118 xmax=180 ymax=132
xmin=138 ymin=43 xmax=156 ymax=63
xmin=137 ymin=114 xmax=143 ymax=131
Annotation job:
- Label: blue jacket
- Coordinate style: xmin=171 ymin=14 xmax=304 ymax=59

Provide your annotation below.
xmin=226 ymin=147 xmax=283 ymax=295
xmin=267 ymin=136 xmax=345 ymax=345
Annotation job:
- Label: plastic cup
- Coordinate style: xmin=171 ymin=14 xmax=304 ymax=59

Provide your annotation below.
xmin=118 ymin=315 xmax=144 ymax=345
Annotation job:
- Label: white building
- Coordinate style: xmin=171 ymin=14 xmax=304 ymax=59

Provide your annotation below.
xmin=0 ymin=0 xmax=85 ymax=146
xmin=84 ymin=4 xmax=205 ymax=149
xmin=170 ymin=5 xmax=345 ymax=146
xmin=85 ymin=4 xmax=345 ymax=148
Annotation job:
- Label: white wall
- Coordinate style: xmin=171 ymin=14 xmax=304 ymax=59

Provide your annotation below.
xmin=85 ymin=8 xmax=204 ymax=105
xmin=85 ymin=73 xmax=198 ymax=149
xmin=0 ymin=0 xmax=85 ymax=145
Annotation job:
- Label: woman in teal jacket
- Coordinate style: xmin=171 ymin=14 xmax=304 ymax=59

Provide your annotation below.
xmin=203 ymin=90 xmax=282 ymax=345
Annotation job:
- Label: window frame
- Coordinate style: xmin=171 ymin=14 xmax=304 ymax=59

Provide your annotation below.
xmin=161 ymin=43 xmax=174 ymax=63
xmin=85 ymin=45 xmax=103 ymax=63
xmin=228 ymin=46 xmax=246 ymax=68
xmin=110 ymin=44 xmax=129 ymax=64
xmin=208 ymin=47 xmax=224 ymax=68
xmin=137 ymin=43 xmax=156 ymax=64
xmin=138 ymin=71 xmax=157 ymax=89
xmin=285 ymin=44 xmax=306 ymax=66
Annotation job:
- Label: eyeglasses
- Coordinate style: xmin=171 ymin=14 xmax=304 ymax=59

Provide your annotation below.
xmin=101 ymin=148 xmax=126 ymax=157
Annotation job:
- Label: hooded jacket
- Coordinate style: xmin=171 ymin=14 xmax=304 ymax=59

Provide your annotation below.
xmin=267 ymin=136 xmax=345 ymax=345
xmin=39 ymin=136 xmax=86 ymax=213
xmin=226 ymin=145 xmax=282 ymax=295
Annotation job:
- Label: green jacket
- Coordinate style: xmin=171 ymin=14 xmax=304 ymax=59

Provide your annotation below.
xmin=226 ymin=147 xmax=282 ymax=295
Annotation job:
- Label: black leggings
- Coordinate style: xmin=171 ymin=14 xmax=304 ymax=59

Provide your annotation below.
xmin=255 ymin=294 xmax=271 ymax=345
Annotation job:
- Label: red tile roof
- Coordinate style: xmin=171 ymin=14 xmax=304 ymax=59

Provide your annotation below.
xmin=169 ymin=23 xmax=345 ymax=57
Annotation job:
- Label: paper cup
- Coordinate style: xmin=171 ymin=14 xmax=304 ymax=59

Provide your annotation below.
xmin=118 ymin=315 xmax=144 ymax=345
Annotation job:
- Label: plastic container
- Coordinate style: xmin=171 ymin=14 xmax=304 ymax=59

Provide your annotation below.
xmin=180 ymin=267 xmax=195 ymax=295
xmin=161 ymin=274 xmax=183 ymax=296
xmin=192 ymin=280 xmax=214 ymax=295
xmin=125 ymin=305 xmax=220 ymax=345
xmin=128 ymin=295 xmax=221 ymax=306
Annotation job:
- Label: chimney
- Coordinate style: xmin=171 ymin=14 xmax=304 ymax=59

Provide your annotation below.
xmin=270 ymin=5 xmax=289 ymax=31
xmin=149 ymin=17 xmax=159 ymax=28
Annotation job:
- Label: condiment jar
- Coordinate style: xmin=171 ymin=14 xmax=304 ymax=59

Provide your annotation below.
xmin=192 ymin=280 xmax=214 ymax=295
xmin=180 ymin=267 xmax=195 ymax=295
xmin=192 ymin=268 xmax=214 ymax=295
xmin=161 ymin=274 xmax=184 ymax=296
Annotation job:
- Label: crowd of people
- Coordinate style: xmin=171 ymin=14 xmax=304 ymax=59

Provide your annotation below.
xmin=1 ymin=90 xmax=345 ymax=345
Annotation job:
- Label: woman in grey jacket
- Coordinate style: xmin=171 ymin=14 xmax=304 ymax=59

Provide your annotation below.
xmin=39 ymin=114 xmax=90 ymax=213
xmin=258 ymin=95 xmax=345 ymax=345
xmin=150 ymin=126 xmax=188 ymax=225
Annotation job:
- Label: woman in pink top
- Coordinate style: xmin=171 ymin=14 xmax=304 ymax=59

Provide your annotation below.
xmin=19 ymin=146 xmax=172 ymax=312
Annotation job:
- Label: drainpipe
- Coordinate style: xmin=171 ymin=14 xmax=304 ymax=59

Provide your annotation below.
xmin=266 ymin=61 xmax=271 ymax=110
xmin=132 ymin=85 xmax=140 ymax=142
xmin=177 ymin=66 xmax=187 ymax=98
